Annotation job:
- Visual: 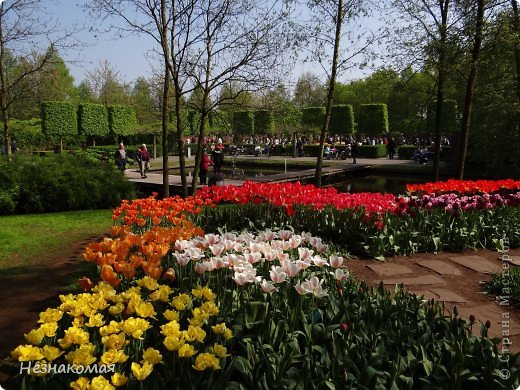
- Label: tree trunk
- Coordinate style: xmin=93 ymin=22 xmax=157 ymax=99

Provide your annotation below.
xmin=457 ymin=0 xmax=485 ymax=179
xmin=315 ymin=0 xmax=343 ymax=187
xmin=0 ymin=4 xmax=11 ymax=159
xmin=512 ymin=0 xmax=520 ymax=103
xmin=160 ymin=0 xmax=170 ymax=198
xmin=432 ymin=1 xmax=450 ymax=181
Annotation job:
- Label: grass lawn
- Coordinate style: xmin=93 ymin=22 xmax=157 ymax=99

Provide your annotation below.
xmin=0 ymin=209 xmax=112 ymax=278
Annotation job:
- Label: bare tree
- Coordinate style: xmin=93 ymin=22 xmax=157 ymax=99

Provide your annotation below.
xmin=85 ymin=59 xmax=131 ymax=105
xmin=184 ymin=0 xmax=292 ymax=193
xmin=87 ymin=0 xmax=200 ymax=197
xmin=0 ymin=0 xmax=76 ymax=157
xmin=304 ymin=0 xmax=374 ymax=186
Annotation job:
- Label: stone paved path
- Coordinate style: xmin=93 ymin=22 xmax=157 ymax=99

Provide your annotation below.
xmin=345 ymin=248 xmax=520 ymax=353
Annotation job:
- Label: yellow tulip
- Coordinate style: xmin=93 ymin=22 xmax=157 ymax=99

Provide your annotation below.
xmin=178 ymin=344 xmax=197 ymax=358
xmin=111 ymin=372 xmax=128 ymax=387
xmin=193 ymin=352 xmax=220 ymax=371
xmin=142 ymin=347 xmax=163 ymax=365
xmin=131 ymin=361 xmax=154 ymax=381
xmin=24 ymin=328 xmax=45 ymax=345
xmin=42 ymin=345 xmax=63 ymax=361
xmin=89 ymin=375 xmax=116 ymax=390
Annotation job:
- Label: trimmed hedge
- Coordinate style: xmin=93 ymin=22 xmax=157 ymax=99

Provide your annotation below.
xmin=358 ymin=144 xmax=387 ymax=158
xmin=254 ymin=110 xmax=275 ymax=136
xmin=109 ymin=105 xmax=138 ymax=136
xmin=78 ymin=103 xmax=109 ymax=137
xmin=41 ymin=101 xmax=78 ymax=139
xmin=0 ymin=154 xmax=135 ymax=214
xmin=302 ymin=107 xmax=325 ymax=129
xmin=233 ymin=111 xmax=254 ymax=136
xmin=358 ymin=104 xmax=389 ymax=134
xmin=330 ymin=104 xmax=355 ymax=135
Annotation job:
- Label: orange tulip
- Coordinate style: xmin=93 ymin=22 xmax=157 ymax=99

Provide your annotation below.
xmin=78 ymin=277 xmax=94 ymax=291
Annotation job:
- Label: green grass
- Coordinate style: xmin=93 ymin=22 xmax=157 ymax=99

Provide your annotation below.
xmin=0 ymin=209 xmax=112 ymax=277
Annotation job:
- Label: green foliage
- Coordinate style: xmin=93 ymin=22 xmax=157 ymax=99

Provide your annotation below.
xmin=108 ymin=105 xmax=138 ymax=136
xmin=484 ymin=265 xmax=520 ymax=308
xmin=41 ymin=101 xmax=77 ymax=138
xmin=78 ymin=103 xmax=109 ymax=137
xmin=358 ymin=104 xmax=389 ymax=134
xmin=329 ymin=104 xmax=355 ymax=135
xmin=427 ymin=99 xmax=458 ymax=134
xmin=0 ymin=154 xmax=135 ymax=214
xmin=9 ymin=118 xmax=46 ymax=149
xmin=301 ymin=106 xmax=325 ymax=129
xmin=254 ymin=110 xmax=275 ymax=136
xmin=232 ymin=111 xmax=254 ymax=136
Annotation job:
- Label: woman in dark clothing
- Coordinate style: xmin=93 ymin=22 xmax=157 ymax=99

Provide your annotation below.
xmin=350 ymin=141 xmax=359 ymax=164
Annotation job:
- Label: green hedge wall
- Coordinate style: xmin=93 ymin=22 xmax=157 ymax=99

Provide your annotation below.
xmin=330 ymin=104 xmax=355 ymax=135
xmin=233 ymin=111 xmax=254 ymax=136
xmin=78 ymin=104 xmax=109 ymax=138
xmin=254 ymin=110 xmax=275 ymax=136
xmin=358 ymin=104 xmax=389 ymax=135
xmin=41 ymin=101 xmax=77 ymax=138
xmin=357 ymin=144 xmax=387 ymax=158
xmin=109 ymin=105 xmax=137 ymax=136
xmin=302 ymin=107 xmax=325 ymax=129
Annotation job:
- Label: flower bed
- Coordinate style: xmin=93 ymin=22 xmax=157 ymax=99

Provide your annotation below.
xmin=9 ymin=179 xmax=520 ymax=388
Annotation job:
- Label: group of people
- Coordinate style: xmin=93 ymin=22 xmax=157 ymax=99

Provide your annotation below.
xmin=114 ymin=142 xmax=150 ymax=178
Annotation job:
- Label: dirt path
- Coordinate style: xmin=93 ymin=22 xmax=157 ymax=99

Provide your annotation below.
xmin=0 ymin=235 xmax=105 ymax=385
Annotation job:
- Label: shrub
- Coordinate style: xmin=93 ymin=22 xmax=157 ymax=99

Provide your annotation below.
xmin=78 ymin=104 xmax=109 ymax=139
xmin=302 ymin=107 xmax=325 ymax=129
xmin=254 ymin=110 xmax=275 ymax=136
xmin=108 ymin=105 xmax=138 ymax=137
xmin=357 ymin=144 xmax=387 ymax=158
xmin=357 ymin=104 xmax=389 ymax=134
xmin=232 ymin=111 xmax=254 ymax=137
xmin=330 ymin=104 xmax=355 ymax=135
xmin=41 ymin=101 xmax=78 ymax=140
xmin=0 ymin=154 xmax=135 ymax=213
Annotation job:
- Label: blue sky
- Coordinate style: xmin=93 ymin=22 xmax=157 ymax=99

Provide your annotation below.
xmin=49 ymin=1 xmax=382 ymax=88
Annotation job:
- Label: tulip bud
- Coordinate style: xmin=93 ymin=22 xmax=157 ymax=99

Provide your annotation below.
xmin=469 ymin=314 xmax=475 ymax=323
xmin=485 ymin=320 xmax=491 ymax=329
xmin=337 ymin=287 xmax=343 ymax=297
xmin=163 ymin=268 xmax=176 ymax=281
xmin=78 ymin=277 xmax=94 ymax=291
xmin=340 ymin=323 xmax=348 ymax=332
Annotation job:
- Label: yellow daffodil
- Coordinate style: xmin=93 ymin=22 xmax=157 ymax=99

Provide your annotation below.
xmin=65 ymin=343 xmax=97 ymax=366
xmin=135 ymin=301 xmax=156 ymax=318
xmin=136 ymin=276 xmax=160 ymax=290
xmin=178 ymin=343 xmax=197 ymax=358
xmin=120 ymin=317 xmax=151 ymax=339
xmin=108 ymin=302 xmax=125 ymax=316
xmin=183 ymin=325 xmax=206 ymax=343
xmin=99 ymin=321 xmax=121 ymax=337
xmin=142 ymin=347 xmax=163 ymax=365
xmin=212 ymin=323 xmax=233 ymax=340
xmin=193 ymin=352 xmax=220 ymax=371
xmin=58 ymin=326 xmax=90 ymax=349
xmin=70 ymin=376 xmax=90 ymax=390
xmin=131 ymin=361 xmax=154 ymax=381
xmin=24 ymin=328 xmax=44 ymax=345
xmin=149 ymin=285 xmax=172 ymax=302
xmin=11 ymin=345 xmax=44 ymax=361
xmin=40 ymin=322 xmax=58 ymax=337
xmin=160 ymin=321 xmax=182 ymax=338
xmin=86 ymin=313 xmax=105 ymax=328
xmin=111 ymin=372 xmax=128 ymax=387
xmin=102 ymin=333 xmax=126 ymax=350
xmin=171 ymin=294 xmax=191 ymax=311
xmin=89 ymin=375 xmax=115 ymax=390
xmin=200 ymin=301 xmax=219 ymax=316
xmin=42 ymin=345 xmax=63 ymax=361
xmin=209 ymin=343 xmax=230 ymax=358
xmin=163 ymin=309 xmax=180 ymax=322
xmin=163 ymin=336 xmax=184 ymax=351
xmin=192 ymin=286 xmax=215 ymax=301
xmin=100 ymin=349 xmax=129 ymax=365
xmin=38 ymin=308 xmax=63 ymax=324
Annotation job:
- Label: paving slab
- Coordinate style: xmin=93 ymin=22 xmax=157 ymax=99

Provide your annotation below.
xmin=382 ymin=275 xmax=445 ymax=286
xmin=366 ymin=263 xmax=414 ymax=276
xmin=499 ymin=255 xmax=520 ymax=266
xmin=447 ymin=255 xmax=501 ymax=274
xmin=457 ymin=304 xmax=520 ymax=338
xmin=410 ymin=288 xmax=468 ymax=303
xmin=416 ymin=259 xmax=463 ymax=276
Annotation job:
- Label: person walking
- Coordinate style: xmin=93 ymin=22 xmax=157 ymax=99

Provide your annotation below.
xmin=386 ymin=137 xmax=397 ymax=160
xmin=135 ymin=144 xmax=151 ymax=178
xmin=351 ymin=140 xmax=359 ymax=164
xmin=114 ymin=143 xmax=127 ymax=172
xmin=211 ymin=143 xmax=224 ymax=173
xmin=199 ymin=148 xmax=213 ymax=185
